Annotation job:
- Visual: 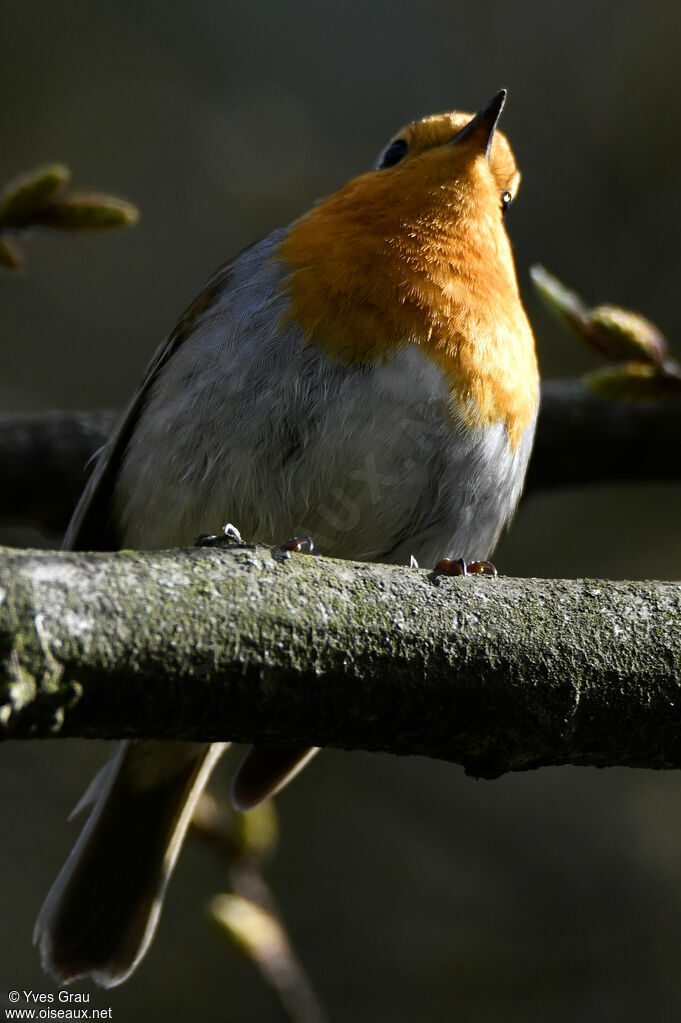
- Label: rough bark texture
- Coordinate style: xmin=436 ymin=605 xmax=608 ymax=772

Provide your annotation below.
xmin=2 ymin=382 xmax=681 ymax=535
xmin=1 ymin=539 xmax=681 ymax=778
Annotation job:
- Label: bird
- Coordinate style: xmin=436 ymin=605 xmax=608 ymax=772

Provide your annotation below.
xmin=34 ymin=88 xmax=539 ymax=988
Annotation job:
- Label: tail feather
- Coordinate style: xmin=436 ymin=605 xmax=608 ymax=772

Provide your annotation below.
xmin=231 ymin=745 xmax=320 ymax=812
xmin=34 ymin=740 xmax=226 ymax=987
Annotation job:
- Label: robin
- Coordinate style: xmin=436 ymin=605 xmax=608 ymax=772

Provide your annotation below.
xmin=35 ymin=89 xmax=539 ymax=986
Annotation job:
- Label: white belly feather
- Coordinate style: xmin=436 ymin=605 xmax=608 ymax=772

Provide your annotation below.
xmin=115 ymin=231 xmax=536 ymax=566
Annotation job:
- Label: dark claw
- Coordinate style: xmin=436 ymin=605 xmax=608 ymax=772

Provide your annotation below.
xmin=196 ymin=523 xmax=246 ymax=548
xmin=196 ymin=533 xmax=221 ymax=546
xmin=280 ymin=535 xmax=317 ymax=555
xmin=467 ymin=560 xmax=497 ymax=577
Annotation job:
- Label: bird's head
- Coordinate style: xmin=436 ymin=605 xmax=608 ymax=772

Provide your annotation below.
xmin=372 ymin=90 xmax=519 ymax=221
xmin=280 ymin=90 xmax=521 ymax=283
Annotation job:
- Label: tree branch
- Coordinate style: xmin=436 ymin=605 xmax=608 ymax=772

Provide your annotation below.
xmin=2 ymin=539 xmax=680 ymax=777
xmin=2 ymin=382 xmax=681 ymax=536
xmin=0 ymin=410 xmax=116 ymax=533
xmin=525 ymin=380 xmax=681 ymax=493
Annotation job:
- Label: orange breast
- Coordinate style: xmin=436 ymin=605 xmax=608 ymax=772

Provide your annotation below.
xmin=277 ymin=160 xmax=538 ymax=449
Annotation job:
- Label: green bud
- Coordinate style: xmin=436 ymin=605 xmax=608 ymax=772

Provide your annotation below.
xmin=232 ymin=800 xmax=279 ymax=862
xmin=0 ymin=164 xmax=70 ymax=227
xmin=586 ymin=362 xmax=681 ymax=401
xmin=35 ymin=192 xmax=139 ymax=231
xmin=0 ymin=236 xmax=25 ymax=271
xmin=589 ymin=305 xmax=668 ymax=366
xmin=208 ymin=893 xmax=291 ymax=964
xmin=530 ymin=264 xmax=591 ymax=338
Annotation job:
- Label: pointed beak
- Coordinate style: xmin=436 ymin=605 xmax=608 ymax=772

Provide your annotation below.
xmin=450 ymin=89 xmax=507 ymax=160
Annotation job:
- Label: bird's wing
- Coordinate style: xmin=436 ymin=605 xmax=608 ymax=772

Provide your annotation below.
xmin=63 ymin=259 xmax=238 ymax=552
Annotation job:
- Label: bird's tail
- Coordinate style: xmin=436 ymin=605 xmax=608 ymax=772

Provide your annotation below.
xmin=231 ymin=744 xmax=320 ymax=812
xmin=34 ymin=739 xmax=227 ymax=987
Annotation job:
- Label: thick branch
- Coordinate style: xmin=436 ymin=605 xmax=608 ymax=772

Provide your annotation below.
xmin=1 ymin=540 xmax=680 ymax=778
xmin=2 ymin=383 xmax=681 ymax=535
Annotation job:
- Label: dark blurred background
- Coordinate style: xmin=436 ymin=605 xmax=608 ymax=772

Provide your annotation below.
xmin=3 ymin=1 xmax=681 ymax=1020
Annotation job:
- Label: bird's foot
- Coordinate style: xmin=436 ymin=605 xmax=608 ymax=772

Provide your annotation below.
xmin=196 ymin=523 xmax=245 ymax=547
xmin=435 ymin=557 xmax=497 ymax=577
xmin=279 ymin=535 xmax=317 ymax=555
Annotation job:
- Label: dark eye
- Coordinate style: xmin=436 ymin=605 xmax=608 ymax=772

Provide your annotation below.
xmin=378 ymin=138 xmax=408 ymax=169
xmin=501 ymin=189 xmax=513 ymax=217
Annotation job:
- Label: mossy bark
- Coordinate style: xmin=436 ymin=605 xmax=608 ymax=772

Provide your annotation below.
xmin=1 ymin=539 xmax=680 ymax=778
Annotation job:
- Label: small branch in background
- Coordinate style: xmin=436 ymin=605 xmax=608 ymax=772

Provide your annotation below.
xmin=525 ymin=380 xmax=681 ymax=493
xmin=523 ymin=266 xmax=681 ymax=492
xmin=0 ymin=411 xmax=117 ymax=537
xmin=0 ymin=163 xmax=138 ymax=272
xmin=192 ymin=791 xmax=328 ymax=1023
xmin=530 ymin=264 xmax=681 ymax=398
